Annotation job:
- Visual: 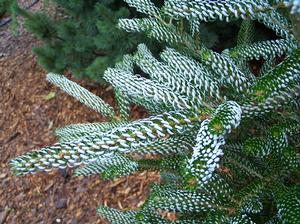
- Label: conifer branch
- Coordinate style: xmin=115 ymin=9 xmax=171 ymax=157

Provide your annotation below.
xmin=9 ymin=1 xmax=300 ymax=222
xmin=47 ymin=73 xmax=115 ymax=118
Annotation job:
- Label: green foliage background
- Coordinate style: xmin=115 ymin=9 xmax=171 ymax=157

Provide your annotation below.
xmin=13 ymin=0 xmax=159 ymax=81
xmin=0 ymin=0 xmax=12 ymax=17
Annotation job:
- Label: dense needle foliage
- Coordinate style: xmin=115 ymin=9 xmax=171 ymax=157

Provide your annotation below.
xmin=11 ymin=0 xmax=155 ymax=81
xmin=10 ymin=0 xmax=300 ymax=223
xmin=0 ymin=0 xmax=11 ymax=17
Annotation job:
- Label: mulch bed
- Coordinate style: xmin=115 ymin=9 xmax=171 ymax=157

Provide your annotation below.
xmin=0 ymin=50 xmax=159 ymax=224
xmin=0 ymin=3 xmax=159 ymax=222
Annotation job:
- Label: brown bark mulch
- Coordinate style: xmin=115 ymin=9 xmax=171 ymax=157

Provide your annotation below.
xmin=0 ymin=4 xmax=159 ymax=221
xmin=0 ymin=50 xmax=159 ymax=224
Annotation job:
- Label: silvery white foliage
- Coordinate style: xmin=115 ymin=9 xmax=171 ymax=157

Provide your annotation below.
xmin=162 ymin=0 xmax=294 ymax=40
xmin=163 ymin=0 xmax=270 ymax=22
xmin=9 ymin=0 xmax=300 ymax=222
xmin=47 ymin=73 xmax=115 ymax=118
xmin=121 ymin=0 xmax=294 ymax=42
xmin=114 ymin=55 xmax=135 ymax=119
xmin=256 ymin=10 xmax=293 ymax=39
xmin=130 ymin=136 xmax=195 ymax=155
xmin=115 ymin=54 xmax=134 ymax=73
xmin=124 ymin=0 xmax=160 ymax=17
xmin=147 ymin=188 xmax=218 ymax=213
xmin=284 ymin=0 xmax=300 ymax=14
xmin=55 ymin=121 xmax=128 ymax=142
xmin=256 ymin=60 xmax=300 ymax=98
xmin=187 ymin=101 xmax=242 ymax=185
xmin=115 ymin=88 xmax=131 ymax=120
xmin=10 ymin=109 xmax=204 ymax=175
xmin=118 ymin=18 xmax=189 ymax=44
xmin=118 ymin=18 xmax=148 ymax=33
xmin=187 ymin=120 xmax=224 ymax=185
xmin=141 ymin=19 xmax=190 ymax=44
xmin=230 ymin=39 xmax=298 ymax=61
xmin=97 ymin=206 xmax=137 ymax=224
xmin=189 ymin=18 xmax=202 ymax=37
xmin=74 ymin=153 xmax=138 ymax=177
xmin=224 ymin=51 xmax=255 ymax=82
xmin=104 ymin=68 xmax=193 ymax=112
xmin=135 ymin=44 xmax=205 ymax=108
xmin=210 ymin=101 xmax=242 ymax=135
xmin=200 ymin=49 xmax=251 ymax=93
xmin=160 ymin=47 xmax=221 ymax=100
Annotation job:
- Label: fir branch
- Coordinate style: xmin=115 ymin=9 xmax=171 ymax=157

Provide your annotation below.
xmin=134 ymin=44 xmax=206 ymax=108
xmin=200 ymin=48 xmax=251 ymax=93
xmin=124 ymin=0 xmax=160 ymax=17
xmin=47 ymin=73 xmax=115 ymax=118
xmin=10 ymin=109 xmax=207 ymax=176
xmin=186 ymin=101 xmax=242 ymax=185
xmin=163 ymin=0 xmax=271 ymax=22
xmin=256 ymin=10 xmax=294 ymax=39
xmin=9 ymin=1 xmax=300 ymax=222
xmin=242 ymin=48 xmax=300 ymax=117
xmin=243 ymin=126 xmax=288 ymax=157
xmin=160 ymin=47 xmax=221 ymax=102
xmin=97 ymin=206 xmax=137 ymax=224
xmin=74 ymin=153 xmax=138 ymax=178
xmin=275 ymin=190 xmax=300 ymax=223
xmin=223 ymin=151 xmax=264 ymax=179
xmin=146 ymin=187 xmax=220 ymax=213
xmin=55 ymin=121 xmax=129 ymax=142
xmin=115 ymin=54 xmax=134 ymax=73
xmin=115 ymin=88 xmax=131 ymax=120
xmin=119 ymin=18 xmax=192 ymax=45
xmin=104 ymin=68 xmax=193 ymax=112
xmin=130 ymin=135 xmax=195 ymax=156
xmin=230 ymin=39 xmax=298 ymax=62
xmin=236 ymin=19 xmax=255 ymax=46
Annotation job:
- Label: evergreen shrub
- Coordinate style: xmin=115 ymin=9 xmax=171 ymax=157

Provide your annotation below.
xmin=10 ymin=0 xmax=300 ymax=223
xmin=13 ymin=0 xmax=156 ymax=81
xmin=0 ymin=0 xmax=12 ymax=18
